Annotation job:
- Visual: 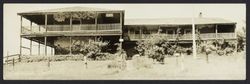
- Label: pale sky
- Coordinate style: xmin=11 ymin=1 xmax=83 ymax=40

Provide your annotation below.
xmin=3 ymin=4 xmax=246 ymax=56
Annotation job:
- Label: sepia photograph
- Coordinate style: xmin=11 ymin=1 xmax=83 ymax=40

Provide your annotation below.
xmin=3 ymin=4 xmax=246 ymax=80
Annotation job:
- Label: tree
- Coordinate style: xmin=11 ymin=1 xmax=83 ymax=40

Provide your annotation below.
xmin=135 ymin=34 xmax=168 ymax=63
xmin=71 ymin=38 xmax=109 ymax=60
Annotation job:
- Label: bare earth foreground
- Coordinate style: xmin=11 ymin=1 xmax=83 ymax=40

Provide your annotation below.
xmin=4 ymin=52 xmax=245 ymax=80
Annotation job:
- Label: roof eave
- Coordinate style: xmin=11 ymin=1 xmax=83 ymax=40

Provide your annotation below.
xmin=18 ymin=10 xmax=125 ymax=16
xmin=125 ymin=22 xmax=237 ymax=26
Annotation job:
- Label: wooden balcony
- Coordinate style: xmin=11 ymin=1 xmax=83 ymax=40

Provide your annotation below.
xmin=129 ymin=33 xmax=236 ymax=41
xmin=21 ymin=23 xmax=122 ymax=37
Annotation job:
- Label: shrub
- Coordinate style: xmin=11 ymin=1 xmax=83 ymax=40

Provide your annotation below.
xmin=135 ymin=34 xmax=169 ymax=63
xmin=71 ymin=38 xmax=109 ymax=60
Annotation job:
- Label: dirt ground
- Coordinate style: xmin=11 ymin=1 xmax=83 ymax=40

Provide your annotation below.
xmin=3 ymin=52 xmax=246 ymax=80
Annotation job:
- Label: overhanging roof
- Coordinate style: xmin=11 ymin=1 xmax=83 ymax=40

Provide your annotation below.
xmin=125 ymin=18 xmax=236 ymax=25
xmin=18 ymin=6 xmax=124 ymax=15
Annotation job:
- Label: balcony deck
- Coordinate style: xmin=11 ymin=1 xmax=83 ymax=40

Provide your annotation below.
xmin=21 ymin=23 xmax=122 ymax=37
xmin=129 ymin=33 xmax=236 ymax=41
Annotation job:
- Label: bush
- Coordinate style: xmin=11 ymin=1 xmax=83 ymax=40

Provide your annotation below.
xmin=70 ymin=38 xmax=109 ymax=60
xmin=135 ymin=34 xmax=168 ymax=63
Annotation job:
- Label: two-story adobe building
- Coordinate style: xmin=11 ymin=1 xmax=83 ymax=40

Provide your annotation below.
xmin=18 ymin=6 xmax=236 ymax=56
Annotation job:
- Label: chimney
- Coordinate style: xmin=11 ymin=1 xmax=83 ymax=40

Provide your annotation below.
xmin=199 ymin=12 xmax=202 ymax=18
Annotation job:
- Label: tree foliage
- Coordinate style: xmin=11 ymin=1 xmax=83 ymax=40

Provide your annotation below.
xmin=135 ymin=34 xmax=169 ymax=62
xmin=71 ymin=38 xmax=109 ymax=60
xmin=53 ymin=12 xmax=96 ymax=22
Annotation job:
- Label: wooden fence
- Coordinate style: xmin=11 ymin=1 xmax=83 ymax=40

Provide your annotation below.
xmin=4 ymin=54 xmax=20 ymax=65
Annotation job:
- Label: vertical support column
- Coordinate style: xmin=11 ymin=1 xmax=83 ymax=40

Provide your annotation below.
xmin=128 ymin=28 xmax=130 ymax=39
xmin=38 ymin=41 xmax=40 ymax=55
xmin=19 ymin=16 xmax=23 ymax=62
xmin=70 ymin=37 xmax=72 ymax=55
xmin=119 ymin=12 xmax=123 ymax=52
xmin=30 ymin=38 xmax=32 ymax=55
xmin=70 ymin=15 xmax=72 ymax=55
xmin=215 ymin=24 xmax=218 ymax=50
xmin=139 ymin=27 xmax=142 ymax=40
xmin=192 ymin=18 xmax=197 ymax=59
xmin=38 ymin=25 xmax=41 ymax=55
xmin=30 ymin=21 xmax=33 ymax=32
xmin=50 ymin=47 xmax=53 ymax=55
xmin=120 ymin=35 xmax=123 ymax=51
xmin=30 ymin=21 xmax=33 ymax=56
xmin=95 ymin=12 xmax=98 ymax=34
xmin=158 ymin=25 xmax=161 ymax=34
xmin=45 ymin=37 xmax=47 ymax=55
xmin=234 ymin=24 xmax=237 ymax=53
xmin=215 ymin=24 xmax=218 ymax=39
xmin=6 ymin=51 xmax=9 ymax=63
xmin=45 ymin=14 xmax=48 ymax=56
xmin=120 ymin=12 xmax=123 ymax=33
xmin=20 ymin=16 xmax=23 ymax=56
xmin=39 ymin=26 xmax=41 ymax=33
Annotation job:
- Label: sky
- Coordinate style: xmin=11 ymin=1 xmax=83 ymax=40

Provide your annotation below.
xmin=3 ymin=4 xmax=246 ymax=56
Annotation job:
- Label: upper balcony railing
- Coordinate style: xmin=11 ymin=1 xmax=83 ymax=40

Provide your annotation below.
xmin=129 ymin=33 xmax=236 ymax=40
xmin=21 ymin=23 xmax=122 ymax=36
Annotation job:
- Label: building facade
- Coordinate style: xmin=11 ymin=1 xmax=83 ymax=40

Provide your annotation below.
xmin=18 ymin=7 xmax=236 ymax=56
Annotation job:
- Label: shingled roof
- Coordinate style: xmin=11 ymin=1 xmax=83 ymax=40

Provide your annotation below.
xmin=125 ymin=18 xmax=236 ymax=25
xmin=18 ymin=6 xmax=123 ymax=15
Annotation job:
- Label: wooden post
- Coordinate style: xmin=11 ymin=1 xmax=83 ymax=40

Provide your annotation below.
xmin=70 ymin=37 xmax=72 ymax=55
xmin=206 ymin=53 xmax=209 ymax=63
xmin=192 ymin=17 xmax=197 ymax=59
xmin=45 ymin=37 xmax=47 ymax=56
xmin=47 ymin=57 xmax=50 ymax=68
xmin=38 ymin=41 xmax=40 ymax=55
xmin=30 ymin=39 xmax=32 ymax=55
xmin=38 ymin=25 xmax=41 ymax=55
xmin=139 ymin=27 xmax=142 ymax=39
xmin=120 ymin=35 xmax=123 ymax=50
xmin=19 ymin=37 xmax=22 ymax=62
xmin=20 ymin=16 xmax=23 ymax=34
xmin=95 ymin=12 xmax=98 ymax=33
xmin=180 ymin=53 xmax=185 ymax=71
xmin=215 ymin=24 xmax=218 ymax=51
xmin=234 ymin=24 xmax=237 ymax=53
xmin=30 ymin=21 xmax=33 ymax=32
xmin=45 ymin=14 xmax=48 ymax=56
xmin=128 ymin=28 xmax=130 ymax=36
xmin=19 ymin=16 xmax=23 ymax=62
xmin=51 ymin=47 xmax=53 ymax=55
xmin=120 ymin=12 xmax=123 ymax=33
xmin=70 ymin=15 xmax=72 ymax=55
xmin=6 ymin=51 xmax=9 ymax=64
xmin=12 ymin=58 xmax=15 ymax=68
xmin=39 ymin=26 xmax=41 ymax=33
xmin=158 ymin=26 xmax=160 ymax=34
